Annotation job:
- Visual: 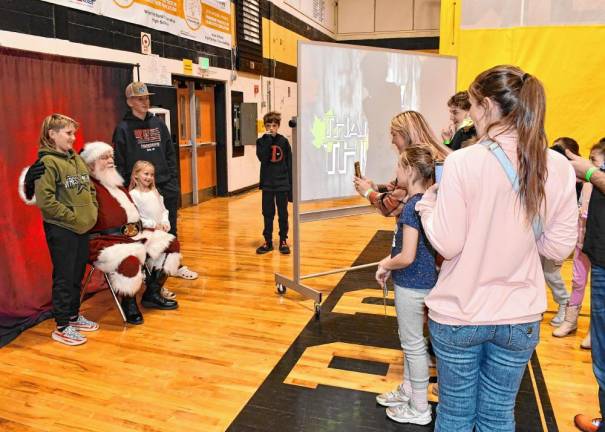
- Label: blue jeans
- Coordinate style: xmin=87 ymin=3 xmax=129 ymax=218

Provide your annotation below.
xmin=591 ymin=264 xmax=605 ymax=431
xmin=429 ymin=319 xmax=540 ymax=432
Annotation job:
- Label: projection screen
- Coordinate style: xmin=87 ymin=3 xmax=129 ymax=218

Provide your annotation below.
xmin=298 ymin=41 xmax=457 ymax=202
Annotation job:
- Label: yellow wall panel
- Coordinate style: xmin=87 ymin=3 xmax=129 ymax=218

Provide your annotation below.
xmin=456 ymin=28 xmax=514 ymax=89
xmin=439 ymin=0 xmax=461 ymax=56
xmin=262 ymin=17 xmax=308 ymax=67
xmin=454 ymin=25 xmax=605 ymax=154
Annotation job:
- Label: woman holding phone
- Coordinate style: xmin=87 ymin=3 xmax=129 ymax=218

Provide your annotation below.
xmin=416 ymin=65 xmax=578 ymax=431
xmin=354 ymin=111 xmax=450 ymax=217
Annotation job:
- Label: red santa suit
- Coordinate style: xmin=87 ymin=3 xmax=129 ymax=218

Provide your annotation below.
xmin=20 ymin=141 xmax=180 ymax=321
xmin=88 ymin=177 xmax=181 ymax=297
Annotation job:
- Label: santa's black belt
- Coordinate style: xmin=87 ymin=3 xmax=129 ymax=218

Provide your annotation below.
xmin=89 ymin=222 xmax=142 ymax=239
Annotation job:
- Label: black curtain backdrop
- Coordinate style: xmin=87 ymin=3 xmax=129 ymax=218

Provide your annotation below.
xmin=0 ymin=47 xmax=132 ymax=347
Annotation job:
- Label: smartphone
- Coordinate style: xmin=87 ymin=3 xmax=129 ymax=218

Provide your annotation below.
xmin=434 ymin=161 xmax=444 ymax=183
xmin=354 ymin=161 xmax=362 ymax=178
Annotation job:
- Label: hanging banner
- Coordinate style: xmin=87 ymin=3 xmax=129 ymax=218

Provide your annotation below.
xmin=102 ymin=0 xmax=231 ymax=50
xmin=39 ymin=0 xmax=232 ymax=50
xmin=40 ymin=0 xmax=99 ymax=13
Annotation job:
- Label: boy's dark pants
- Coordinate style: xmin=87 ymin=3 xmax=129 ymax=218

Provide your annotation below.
xmin=157 ymin=183 xmax=178 ymax=237
xmin=43 ymin=223 xmax=89 ymax=327
xmin=262 ymin=190 xmax=289 ymax=244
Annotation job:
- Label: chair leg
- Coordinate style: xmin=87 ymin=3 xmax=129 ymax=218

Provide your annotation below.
xmin=104 ymin=273 xmax=128 ymax=324
xmin=80 ymin=265 xmax=95 ymax=303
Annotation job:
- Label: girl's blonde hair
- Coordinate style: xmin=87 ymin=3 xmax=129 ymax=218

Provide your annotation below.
xmin=390 ymin=111 xmax=451 ymax=160
xmin=39 ymin=113 xmax=79 ymax=149
xmin=129 ymin=160 xmax=156 ymax=191
xmin=399 ymin=144 xmax=435 ymax=184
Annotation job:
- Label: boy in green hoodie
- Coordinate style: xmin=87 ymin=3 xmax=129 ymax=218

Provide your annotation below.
xmin=34 ymin=114 xmax=99 ymax=346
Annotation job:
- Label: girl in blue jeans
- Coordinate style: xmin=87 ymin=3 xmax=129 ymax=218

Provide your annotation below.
xmin=416 ymin=66 xmax=577 ymax=431
xmin=375 ymin=145 xmax=437 ymax=425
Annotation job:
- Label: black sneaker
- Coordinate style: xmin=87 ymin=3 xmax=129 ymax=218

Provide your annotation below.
xmin=256 ymin=242 xmax=273 ymax=254
xmin=279 ymin=240 xmax=290 ymax=255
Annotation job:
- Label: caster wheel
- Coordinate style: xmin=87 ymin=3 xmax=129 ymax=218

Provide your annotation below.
xmin=314 ymin=303 xmax=321 ymax=320
xmin=276 ymin=283 xmax=286 ymax=294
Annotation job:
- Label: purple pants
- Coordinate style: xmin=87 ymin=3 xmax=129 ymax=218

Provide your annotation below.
xmin=570 ymin=246 xmax=591 ymax=306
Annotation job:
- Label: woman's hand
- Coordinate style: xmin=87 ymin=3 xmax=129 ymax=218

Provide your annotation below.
xmin=354 ymin=176 xmax=374 ymax=197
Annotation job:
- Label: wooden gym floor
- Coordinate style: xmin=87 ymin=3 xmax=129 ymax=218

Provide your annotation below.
xmin=0 ymin=190 xmax=598 ymax=431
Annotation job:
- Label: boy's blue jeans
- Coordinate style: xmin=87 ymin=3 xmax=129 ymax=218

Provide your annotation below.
xmin=591 ymin=264 xmax=605 ymax=431
xmin=429 ymin=319 xmax=540 ymax=432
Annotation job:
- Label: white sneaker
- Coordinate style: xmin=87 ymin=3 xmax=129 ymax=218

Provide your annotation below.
xmin=386 ymin=403 xmax=432 ymax=425
xmin=550 ymin=303 xmax=567 ymax=327
xmin=176 ymin=266 xmax=198 ymax=280
xmin=51 ymin=325 xmax=87 ymax=346
xmin=69 ymin=314 xmax=99 ymax=332
xmin=376 ymin=384 xmax=410 ymax=407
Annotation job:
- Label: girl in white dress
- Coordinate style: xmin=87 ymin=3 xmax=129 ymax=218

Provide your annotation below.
xmin=129 ymin=160 xmax=177 ymax=300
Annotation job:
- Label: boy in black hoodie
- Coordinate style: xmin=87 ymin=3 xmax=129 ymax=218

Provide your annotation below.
xmin=112 ymin=82 xmax=178 ymax=234
xmin=256 ymin=112 xmax=292 ymax=254
xmin=112 ymin=82 xmax=198 ymax=280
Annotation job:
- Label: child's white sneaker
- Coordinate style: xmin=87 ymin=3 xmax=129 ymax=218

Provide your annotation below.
xmin=52 ymin=325 xmax=87 ymax=346
xmin=69 ymin=314 xmax=99 ymax=332
xmin=376 ymin=384 xmax=410 ymax=407
xmin=386 ymin=403 xmax=432 ymax=425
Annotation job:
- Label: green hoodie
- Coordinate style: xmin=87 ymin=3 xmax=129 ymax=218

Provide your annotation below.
xmin=35 ymin=148 xmax=98 ymax=234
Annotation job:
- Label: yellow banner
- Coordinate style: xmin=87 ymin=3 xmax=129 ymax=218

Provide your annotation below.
xmin=43 ymin=0 xmax=234 ymax=50
xmin=203 ymin=4 xmax=231 ymax=33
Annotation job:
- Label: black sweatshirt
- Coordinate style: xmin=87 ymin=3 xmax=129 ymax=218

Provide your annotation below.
xmin=256 ymin=133 xmax=292 ymax=192
xmin=584 ymin=184 xmax=605 ymax=268
xmin=112 ymin=111 xmax=178 ymax=192
xmin=450 ymin=125 xmax=477 ymax=151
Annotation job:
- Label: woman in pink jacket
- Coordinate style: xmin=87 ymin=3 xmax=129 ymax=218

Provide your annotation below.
xmin=416 ymin=65 xmax=578 ymax=431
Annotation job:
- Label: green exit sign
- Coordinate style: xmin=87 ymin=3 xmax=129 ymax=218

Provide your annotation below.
xmin=199 ymin=57 xmax=210 ymax=70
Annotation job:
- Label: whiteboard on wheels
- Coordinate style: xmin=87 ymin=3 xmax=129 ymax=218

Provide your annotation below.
xmin=298 ymin=41 xmax=457 ymax=202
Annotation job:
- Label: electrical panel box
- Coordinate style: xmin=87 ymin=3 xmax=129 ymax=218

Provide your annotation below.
xmin=240 ymin=102 xmax=259 ymax=145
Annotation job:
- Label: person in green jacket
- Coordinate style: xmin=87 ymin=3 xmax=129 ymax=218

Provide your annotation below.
xmin=34 ymin=114 xmax=99 ymax=346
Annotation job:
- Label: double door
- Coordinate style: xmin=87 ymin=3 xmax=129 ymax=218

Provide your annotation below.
xmin=176 ymin=81 xmax=217 ymax=206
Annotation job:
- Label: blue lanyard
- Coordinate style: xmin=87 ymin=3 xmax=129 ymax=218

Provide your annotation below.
xmin=481 ymin=139 xmax=543 ymax=240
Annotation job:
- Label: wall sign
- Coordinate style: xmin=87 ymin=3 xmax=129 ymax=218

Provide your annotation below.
xmin=40 ymin=0 xmax=232 ymax=50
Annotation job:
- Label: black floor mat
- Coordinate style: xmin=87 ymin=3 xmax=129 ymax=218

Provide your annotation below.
xmin=228 ymin=231 xmax=558 ymax=432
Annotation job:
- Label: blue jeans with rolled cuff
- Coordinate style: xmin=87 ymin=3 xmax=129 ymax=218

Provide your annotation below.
xmin=429 ymin=319 xmax=540 ymax=432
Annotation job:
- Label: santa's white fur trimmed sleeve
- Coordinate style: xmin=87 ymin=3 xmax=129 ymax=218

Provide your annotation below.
xmin=19 ymin=167 xmax=36 ymax=205
xmin=94 ymin=242 xmax=146 ymax=296
xmin=136 ymin=229 xmax=174 ymax=259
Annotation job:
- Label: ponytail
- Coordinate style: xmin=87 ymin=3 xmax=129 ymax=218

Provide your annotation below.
xmin=469 ymin=65 xmax=547 ymax=224
xmin=515 ymin=74 xmax=548 ymax=224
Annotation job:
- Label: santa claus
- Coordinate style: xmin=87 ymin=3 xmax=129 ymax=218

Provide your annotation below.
xmin=21 ymin=141 xmax=180 ymax=325
xmin=80 ymin=141 xmax=180 ymax=323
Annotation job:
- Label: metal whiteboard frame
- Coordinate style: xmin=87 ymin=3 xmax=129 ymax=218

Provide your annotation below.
xmin=274 ymin=120 xmax=380 ymax=317
xmin=275 ymin=41 xmax=457 ymax=317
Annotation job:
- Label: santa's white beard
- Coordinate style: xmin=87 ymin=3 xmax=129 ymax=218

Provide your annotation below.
xmin=93 ymin=166 xmax=125 ymax=188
